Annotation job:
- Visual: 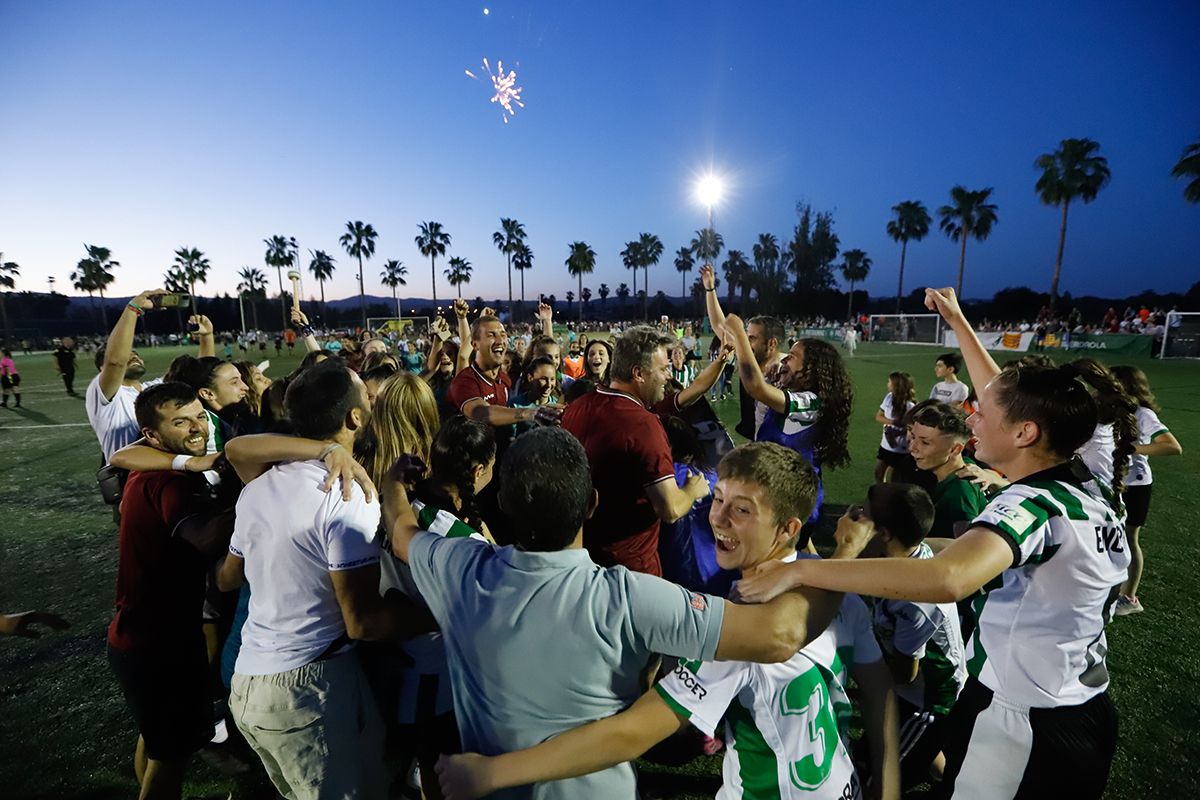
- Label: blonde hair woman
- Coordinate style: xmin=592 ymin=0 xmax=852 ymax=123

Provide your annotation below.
xmin=359 ymin=371 xmax=440 ymax=489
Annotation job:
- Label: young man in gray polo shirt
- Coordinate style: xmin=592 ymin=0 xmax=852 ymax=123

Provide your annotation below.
xmin=384 ymin=427 xmax=841 ymax=800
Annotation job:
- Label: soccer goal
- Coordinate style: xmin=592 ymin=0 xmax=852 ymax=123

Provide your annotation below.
xmin=1161 ymin=311 xmax=1200 ymax=359
xmin=867 ymin=314 xmax=944 ymax=346
xmin=366 ymin=317 xmax=432 ymax=339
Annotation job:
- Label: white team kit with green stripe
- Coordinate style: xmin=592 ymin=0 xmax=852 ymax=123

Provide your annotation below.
xmin=656 ymin=578 xmax=881 ymax=800
xmin=967 ymin=460 xmax=1130 ymax=707
xmin=1126 ymin=406 xmax=1169 ymax=486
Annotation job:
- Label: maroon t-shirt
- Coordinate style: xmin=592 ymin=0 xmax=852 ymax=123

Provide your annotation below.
xmin=107 ymin=471 xmax=209 ymax=651
xmin=446 ymin=364 xmax=511 ymax=414
xmin=561 ymin=386 xmax=675 ymax=576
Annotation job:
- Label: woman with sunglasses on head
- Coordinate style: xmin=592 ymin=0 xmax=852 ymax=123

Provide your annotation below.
xmin=737 ymin=286 xmax=1135 ymax=800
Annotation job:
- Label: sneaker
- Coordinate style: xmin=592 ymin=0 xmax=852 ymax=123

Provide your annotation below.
xmin=1114 ymin=595 xmax=1144 ymax=617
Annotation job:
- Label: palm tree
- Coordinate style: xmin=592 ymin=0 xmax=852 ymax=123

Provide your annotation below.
xmin=493 ymin=217 xmax=527 ymax=315
xmin=636 ymin=233 xmax=664 ymax=319
xmin=616 ymin=282 xmax=631 ymax=310
xmin=0 ymin=255 xmax=18 ymax=345
xmin=619 ymin=241 xmax=640 ymax=308
xmin=937 ymin=186 xmax=998 ymax=298
xmin=721 ymin=250 xmax=748 ymax=306
xmin=444 ymin=257 xmax=472 ymax=298
xmin=752 ymin=233 xmax=779 ymax=275
xmin=1172 ymin=137 xmax=1200 ymax=203
xmin=598 ymin=283 xmax=610 ymax=309
xmin=162 ymin=267 xmax=190 ymax=332
xmin=415 ymin=221 xmax=451 ymax=308
xmin=565 ymin=290 xmax=575 ymax=315
xmin=80 ymin=245 xmax=118 ymax=329
xmin=308 ymin=249 xmax=336 ymax=322
xmin=1035 ymin=138 xmax=1111 ymax=308
xmin=381 ymin=259 xmax=408 ymax=320
xmin=840 ymin=249 xmax=872 ymax=320
xmin=511 ymin=242 xmax=534 ymax=314
xmin=172 ymin=247 xmax=210 ymax=310
xmin=690 ymin=227 xmax=724 ymax=264
xmin=886 ymin=201 xmax=932 ymax=313
xmin=71 ymin=261 xmax=100 ymax=328
xmin=340 ymin=221 xmax=379 ymax=328
xmin=673 ymin=247 xmax=694 ymax=298
xmin=264 ymin=235 xmax=297 ymax=328
xmin=565 ymin=241 xmax=597 ymax=323
xmin=237 ymin=266 xmax=267 ymax=330
xmin=581 ymin=286 xmax=593 ymax=315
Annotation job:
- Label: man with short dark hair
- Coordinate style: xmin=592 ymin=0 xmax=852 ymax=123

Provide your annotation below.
xmin=448 ymin=313 xmax=557 ymax=432
xmin=53 ymin=337 xmax=78 ymax=396
xmin=383 ymin=429 xmax=842 ymax=800
xmin=106 ymin=382 xmax=226 ymax=800
xmin=562 ymin=325 xmax=710 ymax=575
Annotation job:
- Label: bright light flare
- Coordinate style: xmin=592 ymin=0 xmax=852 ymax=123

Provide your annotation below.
xmin=696 ymin=174 xmax=724 ymax=207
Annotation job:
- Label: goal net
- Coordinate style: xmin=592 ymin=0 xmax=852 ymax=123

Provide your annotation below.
xmin=366 ymin=317 xmax=432 ymax=339
xmin=1161 ymin=311 xmax=1200 ymax=359
xmin=867 ymin=314 xmax=943 ymax=345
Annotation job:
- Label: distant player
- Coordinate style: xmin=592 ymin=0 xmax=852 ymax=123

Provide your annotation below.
xmin=929 ymin=352 xmax=969 ymax=406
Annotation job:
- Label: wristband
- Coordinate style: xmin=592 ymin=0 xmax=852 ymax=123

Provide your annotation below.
xmin=318 ymin=442 xmax=343 ymax=460
xmin=127 ymin=302 xmax=145 ymax=316
xmin=172 ymin=455 xmax=191 ymax=471
xmin=300 ymin=325 xmax=315 ymax=337
xmin=704 ymin=288 xmax=716 ymax=293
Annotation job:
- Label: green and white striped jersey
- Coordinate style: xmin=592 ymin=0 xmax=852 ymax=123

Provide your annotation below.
xmin=656 ymin=587 xmax=880 ymax=800
xmin=968 ymin=460 xmax=1129 ymax=707
xmin=872 ymin=542 xmax=966 ymax=716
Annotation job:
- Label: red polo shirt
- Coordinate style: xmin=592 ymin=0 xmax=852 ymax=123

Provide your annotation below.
xmin=446 ymin=363 xmax=511 ymax=414
xmin=561 ymin=386 xmax=675 ymax=575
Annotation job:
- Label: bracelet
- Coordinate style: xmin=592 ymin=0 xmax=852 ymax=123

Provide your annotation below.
xmin=704 ymin=288 xmax=715 ymax=293
xmin=126 ymin=302 xmax=145 ymax=316
xmin=172 ymin=454 xmax=191 ymax=471
xmin=300 ymin=325 xmax=315 ymax=337
xmin=318 ymin=442 xmax=342 ymax=460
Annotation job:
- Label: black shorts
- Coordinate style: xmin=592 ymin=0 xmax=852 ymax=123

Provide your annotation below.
xmin=0 ymin=373 xmax=18 ymax=389
xmin=1122 ymin=484 xmax=1152 ymax=527
xmin=107 ymin=640 xmax=213 ymax=761
xmin=877 ymin=447 xmax=911 ymax=468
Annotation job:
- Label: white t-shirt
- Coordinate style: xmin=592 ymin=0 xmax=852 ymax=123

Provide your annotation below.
xmin=967 ymin=462 xmax=1129 ymax=707
xmin=86 ymin=375 xmax=163 ymax=463
xmin=657 ymin=586 xmax=879 ymax=800
xmin=1076 ymin=423 xmax=1115 ymax=488
xmin=1126 ymin=407 xmax=1169 ymax=487
xmin=929 ymin=380 xmax=968 ymax=406
xmin=878 ymin=394 xmax=915 ymax=453
xmin=231 ymin=460 xmax=381 ymax=676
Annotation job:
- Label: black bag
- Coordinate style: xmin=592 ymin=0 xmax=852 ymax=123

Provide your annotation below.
xmin=96 ymin=464 xmax=129 ymax=506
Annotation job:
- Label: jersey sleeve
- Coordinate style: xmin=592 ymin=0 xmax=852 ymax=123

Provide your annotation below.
xmin=879 ymin=394 xmax=892 ymax=416
xmin=883 ymin=601 xmax=937 ymax=659
xmin=1137 ymin=408 xmax=1169 ymax=443
xmin=445 ymin=372 xmax=481 ymax=413
xmin=784 ymin=390 xmax=821 ymax=426
xmin=634 ymin=413 xmax=676 ymax=486
xmin=655 ymin=658 xmax=750 ymax=736
xmin=971 ymin=485 xmax=1052 ymax=568
xmin=324 ymin=493 xmax=383 ymax=571
xmin=624 ymin=572 xmax=726 ymax=662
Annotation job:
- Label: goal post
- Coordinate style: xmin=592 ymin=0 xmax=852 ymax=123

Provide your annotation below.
xmin=867 ymin=314 xmax=944 ymax=346
xmin=366 ymin=316 xmax=431 ymax=338
xmin=1161 ymin=311 xmax=1200 ymax=359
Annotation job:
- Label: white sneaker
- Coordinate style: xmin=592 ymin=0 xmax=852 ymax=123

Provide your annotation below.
xmin=1114 ymin=595 xmax=1144 ymax=617
xmin=210 ymin=717 xmax=229 ymax=744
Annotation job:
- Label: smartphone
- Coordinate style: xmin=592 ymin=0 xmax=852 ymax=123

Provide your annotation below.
xmin=152 ymin=293 xmax=191 ymax=309
xmin=437 ymin=327 xmax=453 ymax=342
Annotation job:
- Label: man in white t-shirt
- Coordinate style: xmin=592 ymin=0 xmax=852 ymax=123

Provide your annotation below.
xmin=435 ymin=443 xmax=899 ymax=800
xmin=215 ymin=363 xmax=431 ymax=799
xmin=87 ymin=289 xmax=216 ymax=463
xmin=928 ymin=352 xmax=969 ymax=407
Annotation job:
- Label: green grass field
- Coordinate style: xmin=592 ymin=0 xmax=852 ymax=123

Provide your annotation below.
xmin=1 ymin=342 xmax=1197 ymax=799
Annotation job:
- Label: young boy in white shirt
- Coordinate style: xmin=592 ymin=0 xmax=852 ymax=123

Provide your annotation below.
xmin=929 ymin=353 xmax=969 ymax=407
xmin=435 ymin=442 xmax=900 ymax=800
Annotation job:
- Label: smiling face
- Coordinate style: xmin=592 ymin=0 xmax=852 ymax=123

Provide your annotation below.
xmin=474 ymin=320 xmax=508 ymax=370
xmin=633 ymin=346 xmax=671 ymax=406
xmin=203 ymin=362 xmax=249 ymax=411
xmin=709 ymin=476 xmax=793 ymax=572
xmin=746 ymin=322 xmax=775 ymax=366
xmin=906 ymin=421 xmax=963 ymax=473
xmin=124 ymin=350 xmax=147 ymax=381
xmin=967 ymin=379 xmax=1018 ymax=469
xmin=145 ymin=398 xmax=209 ymax=456
xmin=586 ymin=342 xmax=610 ymax=378
xmin=526 ymin=363 xmax=557 ymax=401
xmin=776 ymin=341 xmax=805 ymax=389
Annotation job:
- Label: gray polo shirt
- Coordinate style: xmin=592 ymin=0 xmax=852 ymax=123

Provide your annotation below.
xmin=408 ymin=532 xmax=726 ymax=800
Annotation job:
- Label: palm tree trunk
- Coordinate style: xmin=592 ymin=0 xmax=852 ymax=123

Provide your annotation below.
xmin=430 ymin=256 xmax=438 ymax=307
xmin=506 ymin=254 xmax=513 ymax=314
xmin=319 ymin=280 xmax=327 ymax=324
xmin=519 ymin=269 xmax=526 ymax=319
xmin=394 ymin=287 xmax=400 ymax=320
xmin=681 ymin=271 xmax=686 ymax=298
xmin=276 ymin=266 xmax=287 ymax=330
xmin=895 ymin=240 xmax=908 ymax=314
xmin=457 ymin=281 xmax=462 ymax=299
xmin=1049 ymin=199 xmax=1070 ymax=310
xmin=0 ymin=293 xmax=10 ymax=345
xmin=251 ymin=299 xmax=260 ymax=330
xmin=578 ymin=273 xmax=583 ymax=323
xmin=846 ymin=281 xmax=854 ymax=320
xmin=98 ymin=289 xmax=109 ymax=330
xmin=357 ymin=255 xmax=367 ymax=329
xmin=955 ymin=231 xmax=968 ymax=298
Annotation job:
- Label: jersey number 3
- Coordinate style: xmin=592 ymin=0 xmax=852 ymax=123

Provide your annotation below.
xmin=780 ymin=666 xmax=838 ymax=790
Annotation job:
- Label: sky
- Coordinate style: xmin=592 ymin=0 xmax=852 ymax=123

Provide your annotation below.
xmin=2 ymin=0 xmax=1198 ymax=307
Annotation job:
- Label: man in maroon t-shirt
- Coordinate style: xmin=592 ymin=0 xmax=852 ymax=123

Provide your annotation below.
xmin=106 ymin=382 xmax=229 ymax=799
xmin=562 ymin=326 xmax=710 ymax=575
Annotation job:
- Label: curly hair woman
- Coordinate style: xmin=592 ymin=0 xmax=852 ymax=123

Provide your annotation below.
xmin=724 ymin=315 xmax=853 ymax=522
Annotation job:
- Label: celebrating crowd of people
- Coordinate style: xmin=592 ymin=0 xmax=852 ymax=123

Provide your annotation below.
xmin=42 ymin=272 xmax=1183 ymax=800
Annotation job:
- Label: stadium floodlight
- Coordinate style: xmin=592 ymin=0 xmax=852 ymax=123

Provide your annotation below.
xmin=695 ymin=174 xmax=724 ymax=209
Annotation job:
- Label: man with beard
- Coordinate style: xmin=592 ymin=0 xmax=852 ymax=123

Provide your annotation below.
xmin=106 ymin=382 xmax=233 ymax=800
xmin=215 ymin=363 xmax=431 ymax=798
xmin=87 ymin=292 xmax=216 ymax=463
xmin=562 ymin=326 xmax=711 ymax=576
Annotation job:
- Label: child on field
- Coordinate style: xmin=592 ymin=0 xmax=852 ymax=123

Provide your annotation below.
xmin=875 ymin=371 xmax=916 ymax=483
xmin=929 ymin=352 xmax=969 ymax=407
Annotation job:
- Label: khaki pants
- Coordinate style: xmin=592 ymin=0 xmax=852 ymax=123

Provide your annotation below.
xmin=230 ymin=650 xmax=386 ymax=800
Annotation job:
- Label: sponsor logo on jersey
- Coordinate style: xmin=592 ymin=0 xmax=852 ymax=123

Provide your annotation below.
xmin=671 ymin=663 xmax=707 ymax=699
xmin=990 ymin=502 xmax=1037 ymax=531
xmin=690 ymin=593 xmax=707 ymax=611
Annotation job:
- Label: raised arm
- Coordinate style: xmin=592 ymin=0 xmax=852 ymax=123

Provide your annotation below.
xmin=924 ymin=287 xmax=1001 ymax=388
xmin=223 ymin=434 xmax=376 ymax=500
xmin=436 ymin=690 xmax=686 ymax=800
xmin=724 ymin=313 xmax=788 ymax=414
xmin=193 ymin=314 xmax=215 ymax=358
xmin=291 ymin=308 xmax=322 ymax=353
xmin=98 ymin=289 xmax=161 ymax=401
xmin=674 ymin=337 xmax=733 ymax=408
xmin=453 ymin=301 xmax=473 ymax=373
xmin=699 ymin=264 xmax=728 ymax=339
xmin=538 ymin=301 xmax=554 ymax=338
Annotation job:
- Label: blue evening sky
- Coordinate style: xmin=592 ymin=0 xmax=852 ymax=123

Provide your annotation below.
xmin=2 ymin=0 xmax=1197 ymax=305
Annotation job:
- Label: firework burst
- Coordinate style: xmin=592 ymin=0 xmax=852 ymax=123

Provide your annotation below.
xmin=464 ymin=57 xmax=524 ymax=124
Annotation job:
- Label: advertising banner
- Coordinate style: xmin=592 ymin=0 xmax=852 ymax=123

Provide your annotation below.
xmin=943 ymin=331 xmax=1034 ymax=352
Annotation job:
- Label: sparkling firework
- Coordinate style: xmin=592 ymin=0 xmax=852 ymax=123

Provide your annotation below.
xmin=464 ymin=57 xmax=524 ymax=124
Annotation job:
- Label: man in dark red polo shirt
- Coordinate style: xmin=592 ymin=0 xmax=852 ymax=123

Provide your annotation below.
xmin=107 ymin=382 xmax=229 ymax=800
xmin=562 ymin=326 xmax=710 ymax=575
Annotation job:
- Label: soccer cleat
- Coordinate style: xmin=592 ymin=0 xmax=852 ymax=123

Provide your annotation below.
xmin=1114 ymin=595 xmax=1144 ymax=616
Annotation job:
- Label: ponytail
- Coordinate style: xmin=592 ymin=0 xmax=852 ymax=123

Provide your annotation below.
xmin=1067 ymin=359 xmax=1139 ymax=498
